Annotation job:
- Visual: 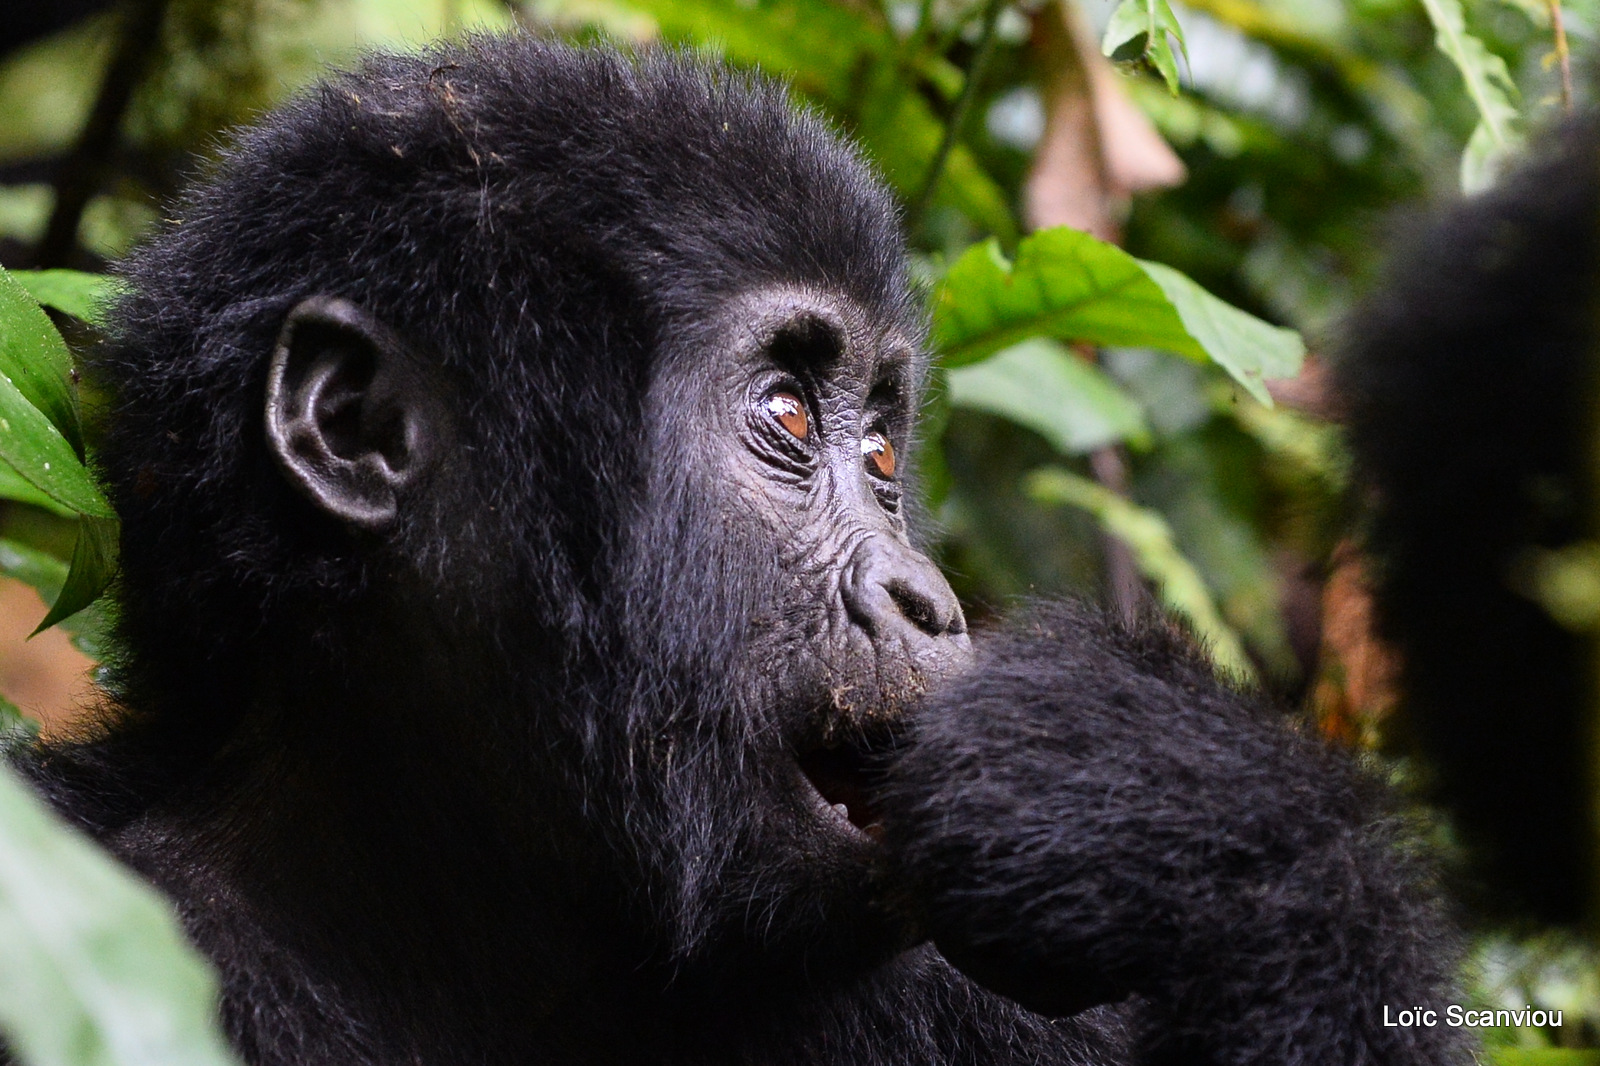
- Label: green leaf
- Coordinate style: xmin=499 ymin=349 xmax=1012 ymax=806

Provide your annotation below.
xmin=1489 ymin=1052 xmax=1600 ymax=1066
xmin=0 ymin=387 xmax=111 ymax=518
xmin=0 ymin=763 xmax=243 ymax=1066
xmin=0 ymin=267 xmax=85 ymax=458
xmin=1026 ymin=465 xmax=1254 ymax=681
xmin=61 ymin=598 xmax=114 ymax=661
xmin=932 ymin=229 xmax=1304 ymax=404
xmin=9 ymin=269 xmax=116 ymax=330
xmin=1415 ymin=0 xmax=1523 ymax=192
xmin=1139 ymin=261 xmax=1304 ymax=402
xmin=1102 ymin=0 xmax=1189 ymax=94
xmin=947 ymin=338 xmax=1151 ymax=454
xmin=0 ymin=529 xmax=113 ymax=645
xmin=0 ymin=457 xmax=77 ymax=516
xmin=0 ymin=270 xmax=112 ymax=519
xmin=0 ymin=536 xmax=70 ymax=604
xmin=35 ymin=515 xmax=119 ymax=635
xmin=1461 ymin=118 xmax=1520 ymax=195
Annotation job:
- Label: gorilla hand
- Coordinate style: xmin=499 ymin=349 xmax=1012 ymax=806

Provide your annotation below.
xmin=877 ymin=601 xmax=1471 ymax=1066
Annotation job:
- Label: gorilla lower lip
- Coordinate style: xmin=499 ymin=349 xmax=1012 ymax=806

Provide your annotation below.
xmin=796 ymin=731 xmax=894 ymax=840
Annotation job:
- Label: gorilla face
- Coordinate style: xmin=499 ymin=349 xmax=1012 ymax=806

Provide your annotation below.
xmin=605 ymin=286 xmax=971 ymax=967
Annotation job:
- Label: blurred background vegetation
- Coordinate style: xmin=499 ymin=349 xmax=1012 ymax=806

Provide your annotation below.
xmin=0 ymin=0 xmax=1597 ymax=1061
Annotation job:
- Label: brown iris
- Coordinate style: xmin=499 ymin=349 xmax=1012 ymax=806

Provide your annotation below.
xmin=861 ymin=431 xmax=895 ymax=479
xmin=763 ymin=391 xmax=808 ymax=440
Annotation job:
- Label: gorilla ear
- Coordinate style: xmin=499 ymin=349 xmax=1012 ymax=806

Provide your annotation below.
xmin=265 ymin=296 xmax=439 ymax=530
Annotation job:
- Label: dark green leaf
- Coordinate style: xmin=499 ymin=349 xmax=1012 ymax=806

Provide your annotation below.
xmin=0 ymin=386 xmax=112 ymax=518
xmin=35 ymin=515 xmax=119 ymax=635
xmin=633 ymin=0 xmax=885 ymax=100
xmin=0 ymin=763 xmax=242 ymax=1066
xmin=854 ymin=82 xmax=1017 ymax=243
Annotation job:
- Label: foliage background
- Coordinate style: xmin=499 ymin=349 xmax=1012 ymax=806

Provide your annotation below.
xmin=0 ymin=0 xmax=1597 ymax=1062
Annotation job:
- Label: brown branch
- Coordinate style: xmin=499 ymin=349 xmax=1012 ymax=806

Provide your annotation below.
xmin=1026 ymin=2 xmax=1182 ymax=622
xmin=1087 ymin=444 xmax=1144 ymax=625
xmin=34 ymin=0 xmax=169 ymax=268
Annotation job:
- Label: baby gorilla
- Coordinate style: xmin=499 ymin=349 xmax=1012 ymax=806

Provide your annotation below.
xmin=12 ymin=35 xmax=1464 ymax=1066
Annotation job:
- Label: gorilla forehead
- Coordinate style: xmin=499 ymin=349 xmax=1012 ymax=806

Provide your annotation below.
xmin=147 ymin=36 xmax=915 ymax=366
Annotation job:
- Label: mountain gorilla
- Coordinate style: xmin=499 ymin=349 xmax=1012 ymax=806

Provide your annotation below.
xmin=9 ymin=35 xmax=1465 ymax=1066
xmin=1334 ymin=115 xmax=1600 ymax=927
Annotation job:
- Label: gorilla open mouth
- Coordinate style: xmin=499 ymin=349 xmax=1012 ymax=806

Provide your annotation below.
xmin=795 ymin=725 xmax=900 ymax=841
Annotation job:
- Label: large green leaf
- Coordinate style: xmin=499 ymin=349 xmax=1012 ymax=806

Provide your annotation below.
xmin=0 ymin=763 xmax=242 ymax=1066
xmin=1489 ymin=1052 xmax=1600 ymax=1066
xmin=947 ymin=338 xmax=1151 ymax=455
xmin=10 ymin=270 xmax=116 ymax=331
xmin=0 ymin=526 xmax=116 ymax=653
xmin=0 ymin=268 xmax=84 ymax=459
xmin=932 ymin=228 xmax=1304 ymax=404
xmin=1026 ymin=466 xmax=1253 ymax=680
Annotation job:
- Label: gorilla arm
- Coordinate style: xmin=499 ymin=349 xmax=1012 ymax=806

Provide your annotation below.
xmin=878 ymin=601 xmax=1470 ymax=1066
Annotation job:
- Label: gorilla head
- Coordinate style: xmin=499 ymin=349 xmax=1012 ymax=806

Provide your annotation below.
xmin=73 ymin=36 xmax=968 ymax=997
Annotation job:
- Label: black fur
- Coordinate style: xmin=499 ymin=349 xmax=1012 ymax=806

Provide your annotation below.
xmin=880 ymin=603 xmax=1466 ymax=1065
xmin=8 ymin=35 xmax=1462 ymax=1066
xmin=1333 ymin=117 xmax=1600 ymax=923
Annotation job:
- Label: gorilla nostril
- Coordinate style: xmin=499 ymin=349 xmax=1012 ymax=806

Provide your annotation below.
xmin=887 ymin=579 xmax=960 ymax=638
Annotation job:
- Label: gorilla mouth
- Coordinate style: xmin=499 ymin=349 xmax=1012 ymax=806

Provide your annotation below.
xmin=795 ymin=726 xmax=898 ymax=841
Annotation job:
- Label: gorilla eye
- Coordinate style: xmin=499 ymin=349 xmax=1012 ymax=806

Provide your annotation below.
xmin=763 ymin=391 xmax=809 ymax=440
xmin=861 ymin=430 xmax=895 ymax=480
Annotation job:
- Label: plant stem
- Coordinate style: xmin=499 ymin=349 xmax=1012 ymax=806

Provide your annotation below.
xmin=908 ymin=0 xmax=1008 ymax=231
xmin=1546 ymin=0 xmax=1573 ymax=112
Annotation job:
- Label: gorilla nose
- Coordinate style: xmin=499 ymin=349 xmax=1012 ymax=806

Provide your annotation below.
xmin=843 ymin=537 xmax=969 ymax=645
